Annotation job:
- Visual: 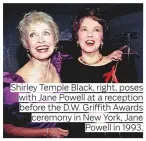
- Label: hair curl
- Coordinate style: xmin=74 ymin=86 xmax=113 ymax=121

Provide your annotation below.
xmin=18 ymin=11 xmax=59 ymax=46
xmin=72 ymin=7 xmax=109 ymax=42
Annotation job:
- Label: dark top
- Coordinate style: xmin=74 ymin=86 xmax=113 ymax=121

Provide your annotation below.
xmin=58 ymin=58 xmax=142 ymax=138
xmin=61 ymin=57 xmax=137 ymax=83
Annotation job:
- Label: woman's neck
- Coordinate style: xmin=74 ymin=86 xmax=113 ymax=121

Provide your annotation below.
xmin=81 ymin=51 xmax=102 ymax=64
xmin=29 ymin=57 xmax=51 ymax=74
xmin=22 ymin=57 xmax=53 ymax=83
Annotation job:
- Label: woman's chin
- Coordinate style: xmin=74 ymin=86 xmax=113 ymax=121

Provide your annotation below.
xmin=81 ymin=47 xmax=98 ymax=53
xmin=34 ymin=52 xmax=53 ymax=60
xmin=82 ymin=49 xmax=97 ymax=54
xmin=33 ymin=55 xmax=51 ymax=61
xmin=37 ymin=58 xmax=50 ymax=61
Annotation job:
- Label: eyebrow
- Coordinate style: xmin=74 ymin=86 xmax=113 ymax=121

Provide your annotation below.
xmin=43 ymin=29 xmax=50 ymax=31
xmin=80 ymin=25 xmax=101 ymax=28
xmin=94 ymin=26 xmax=102 ymax=28
xmin=28 ymin=29 xmax=51 ymax=33
xmin=28 ymin=30 xmax=35 ymax=32
xmin=29 ymin=28 xmax=50 ymax=31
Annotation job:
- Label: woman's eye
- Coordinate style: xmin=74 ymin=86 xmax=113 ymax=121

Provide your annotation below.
xmin=44 ymin=31 xmax=50 ymax=35
xmin=94 ymin=29 xmax=100 ymax=32
xmin=30 ymin=33 xmax=36 ymax=37
xmin=81 ymin=28 xmax=87 ymax=32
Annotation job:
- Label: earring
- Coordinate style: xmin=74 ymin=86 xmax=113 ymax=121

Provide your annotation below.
xmin=26 ymin=49 xmax=29 ymax=52
xmin=55 ymin=47 xmax=58 ymax=52
xmin=76 ymin=42 xmax=80 ymax=48
xmin=100 ymin=42 xmax=103 ymax=52
xmin=54 ymin=44 xmax=58 ymax=52
xmin=25 ymin=49 xmax=31 ymax=58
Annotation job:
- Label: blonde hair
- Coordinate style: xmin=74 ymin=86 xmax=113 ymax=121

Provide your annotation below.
xmin=18 ymin=11 xmax=59 ymax=46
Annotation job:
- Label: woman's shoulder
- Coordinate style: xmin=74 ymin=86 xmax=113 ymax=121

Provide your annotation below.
xmin=62 ymin=59 xmax=78 ymax=69
xmin=51 ymin=51 xmax=73 ymax=73
xmin=3 ymin=72 xmax=24 ymax=105
xmin=60 ymin=59 xmax=77 ymax=75
xmin=3 ymin=72 xmax=25 ymax=84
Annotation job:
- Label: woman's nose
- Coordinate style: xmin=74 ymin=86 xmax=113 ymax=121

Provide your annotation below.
xmin=38 ymin=35 xmax=45 ymax=43
xmin=87 ymin=31 xmax=93 ymax=37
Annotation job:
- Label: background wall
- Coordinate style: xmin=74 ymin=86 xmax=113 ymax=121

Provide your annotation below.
xmin=3 ymin=3 xmax=143 ymax=82
xmin=109 ymin=12 xmax=143 ymax=82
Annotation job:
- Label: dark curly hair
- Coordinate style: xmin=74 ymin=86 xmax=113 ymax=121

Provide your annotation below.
xmin=72 ymin=7 xmax=109 ymax=43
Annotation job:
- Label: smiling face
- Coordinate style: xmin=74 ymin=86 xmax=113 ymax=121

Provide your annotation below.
xmin=77 ymin=17 xmax=103 ymax=54
xmin=24 ymin=22 xmax=56 ymax=61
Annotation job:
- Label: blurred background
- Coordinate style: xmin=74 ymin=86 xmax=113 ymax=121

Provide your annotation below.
xmin=3 ymin=3 xmax=143 ymax=82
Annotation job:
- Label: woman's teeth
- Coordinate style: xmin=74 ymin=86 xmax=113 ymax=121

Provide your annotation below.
xmin=86 ymin=40 xmax=95 ymax=45
xmin=36 ymin=47 xmax=49 ymax=53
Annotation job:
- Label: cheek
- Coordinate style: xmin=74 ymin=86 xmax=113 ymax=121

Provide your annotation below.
xmin=47 ymin=36 xmax=55 ymax=44
xmin=27 ymin=37 xmax=36 ymax=45
xmin=78 ymin=32 xmax=86 ymax=42
xmin=95 ymin=33 xmax=103 ymax=42
xmin=50 ymin=39 xmax=56 ymax=46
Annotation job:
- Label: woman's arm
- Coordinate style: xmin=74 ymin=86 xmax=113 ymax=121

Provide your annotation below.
xmin=107 ymin=50 xmax=123 ymax=61
xmin=4 ymin=124 xmax=69 ymax=138
xmin=4 ymin=124 xmax=47 ymax=137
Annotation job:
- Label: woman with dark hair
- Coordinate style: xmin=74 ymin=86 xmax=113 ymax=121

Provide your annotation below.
xmin=61 ymin=7 xmax=136 ymax=83
xmin=59 ymin=8 xmax=137 ymax=138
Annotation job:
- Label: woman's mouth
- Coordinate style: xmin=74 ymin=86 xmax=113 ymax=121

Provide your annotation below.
xmin=36 ymin=46 xmax=49 ymax=53
xmin=85 ymin=40 xmax=95 ymax=46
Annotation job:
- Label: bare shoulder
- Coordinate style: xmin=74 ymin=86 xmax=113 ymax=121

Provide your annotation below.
xmin=16 ymin=63 xmax=29 ymax=80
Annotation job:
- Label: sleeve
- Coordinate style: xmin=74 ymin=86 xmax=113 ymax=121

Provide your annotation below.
xmin=51 ymin=51 xmax=73 ymax=74
xmin=3 ymin=83 xmax=31 ymax=126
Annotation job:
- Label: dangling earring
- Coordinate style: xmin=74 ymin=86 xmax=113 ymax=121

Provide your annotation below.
xmin=26 ymin=49 xmax=31 ymax=59
xmin=55 ymin=45 xmax=58 ymax=52
xmin=54 ymin=43 xmax=59 ymax=52
xmin=100 ymin=42 xmax=103 ymax=52
xmin=76 ymin=41 xmax=80 ymax=48
xmin=26 ymin=49 xmax=29 ymax=53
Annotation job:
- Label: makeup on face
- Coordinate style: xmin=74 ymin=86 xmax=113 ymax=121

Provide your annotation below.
xmin=77 ymin=17 xmax=103 ymax=53
xmin=25 ymin=22 xmax=56 ymax=60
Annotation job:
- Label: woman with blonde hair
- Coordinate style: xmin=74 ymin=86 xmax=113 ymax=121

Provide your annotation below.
xmin=3 ymin=11 xmax=69 ymax=138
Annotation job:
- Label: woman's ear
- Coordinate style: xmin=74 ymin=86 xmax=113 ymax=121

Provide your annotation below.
xmin=21 ymin=38 xmax=28 ymax=49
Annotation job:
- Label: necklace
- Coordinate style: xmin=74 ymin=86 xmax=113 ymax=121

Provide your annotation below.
xmin=79 ymin=55 xmax=103 ymax=65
